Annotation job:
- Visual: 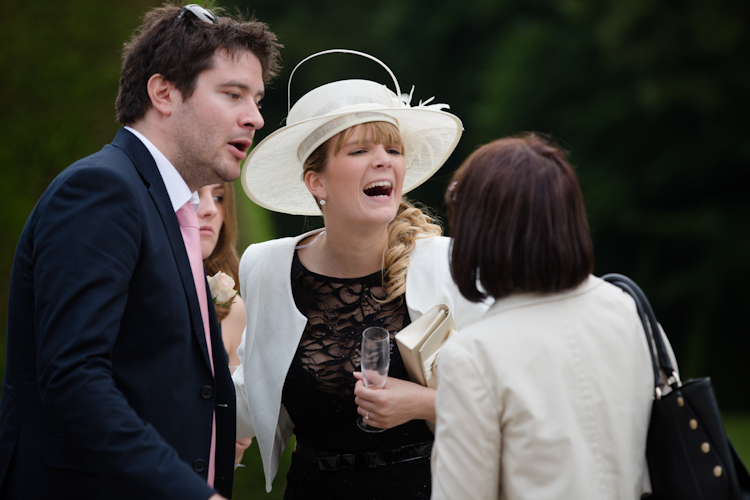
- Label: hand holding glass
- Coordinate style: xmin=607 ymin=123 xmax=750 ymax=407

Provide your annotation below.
xmin=357 ymin=326 xmax=390 ymax=432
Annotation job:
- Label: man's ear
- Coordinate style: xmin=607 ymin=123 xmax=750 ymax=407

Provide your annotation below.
xmin=304 ymin=170 xmax=328 ymax=202
xmin=147 ymin=74 xmax=180 ymax=116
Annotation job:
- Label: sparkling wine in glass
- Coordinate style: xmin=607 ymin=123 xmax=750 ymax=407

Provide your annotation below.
xmin=357 ymin=326 xmax=390 ymax=433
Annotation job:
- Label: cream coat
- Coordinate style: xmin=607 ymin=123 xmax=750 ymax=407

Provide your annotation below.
xmin=233 ymin=231 xmax=491 ymax=492
xmin=431 ymin=276 xmax=663 ymax=500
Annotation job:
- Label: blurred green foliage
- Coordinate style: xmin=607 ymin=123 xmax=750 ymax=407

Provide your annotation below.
xmin=233 ymin=437 xmax=294 ymax=498
xmin=2 ymin=0 xmax=749 ymax=497
xmin=726 ymin=414 xmax=750 ymax=462
xmin=236 ymin=0 xmax=750 ymax=408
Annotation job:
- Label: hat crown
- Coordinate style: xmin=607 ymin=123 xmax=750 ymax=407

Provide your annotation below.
xmin=288 ymin=80 xmax=400 ymax=126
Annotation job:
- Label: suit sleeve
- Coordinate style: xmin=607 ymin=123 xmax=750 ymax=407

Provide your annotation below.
xmin=432 ymin=341 xmax=502 ymax=500
xmin=33 ymin=167 xmax=215 ymax=499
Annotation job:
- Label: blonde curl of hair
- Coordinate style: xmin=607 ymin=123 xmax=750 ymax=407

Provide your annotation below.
xmin=303 ymin=121 xmax=442 ymax=303
xmin=380 ymin=199 xmax=442 ymax=303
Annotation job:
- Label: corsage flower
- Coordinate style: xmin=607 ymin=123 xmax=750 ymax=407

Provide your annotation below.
xmin=207 ymin=271 xmax=238 ymax=307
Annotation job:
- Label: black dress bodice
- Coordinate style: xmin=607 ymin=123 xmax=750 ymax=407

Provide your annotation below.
xmin=280 ymin=252 xmax=433 ymax=500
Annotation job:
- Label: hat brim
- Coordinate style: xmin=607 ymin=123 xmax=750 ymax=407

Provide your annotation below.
xmin=241 ymin=106 xmax=463 ymax=216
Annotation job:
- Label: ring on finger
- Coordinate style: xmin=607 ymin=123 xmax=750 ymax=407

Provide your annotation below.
xmin=365 ymin=411 xmax=370 ymax=420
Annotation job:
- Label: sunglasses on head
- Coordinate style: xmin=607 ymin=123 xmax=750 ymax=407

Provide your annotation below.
xmin=173 ymin=4 xmax=218 ymax=27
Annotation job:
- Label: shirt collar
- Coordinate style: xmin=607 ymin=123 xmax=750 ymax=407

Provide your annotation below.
xmin=125 ymin=126 xmax=194 ymax=213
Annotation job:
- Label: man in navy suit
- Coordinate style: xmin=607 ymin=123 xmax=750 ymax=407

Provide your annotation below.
xmin=0 ymin=4 xmax=280 ymax=499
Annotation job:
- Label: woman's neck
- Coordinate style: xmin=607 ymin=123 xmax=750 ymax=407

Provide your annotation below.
xmin=299 ymin=223 xmax=389 ymax=278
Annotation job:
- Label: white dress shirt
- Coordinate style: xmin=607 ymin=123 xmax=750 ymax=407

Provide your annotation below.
xmin=124 ymin=126 xmax=196 ymax=212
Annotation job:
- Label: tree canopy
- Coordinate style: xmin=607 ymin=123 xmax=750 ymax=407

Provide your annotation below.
xmin=239 ymin=0 xmax=750 ymax=409
xmin=1 ymin=0 xmax=748 ymax=419
xmin=2 ymin=1 xmax=748 ymax=497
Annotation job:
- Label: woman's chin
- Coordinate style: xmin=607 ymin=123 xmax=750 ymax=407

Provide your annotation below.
xmin=370 ymin=210 xmax=401 ymax=228
xmin=340 ymin=211 xmax=397 ymax=230
xmin=200 ymin=243 xmax=215 ymax=260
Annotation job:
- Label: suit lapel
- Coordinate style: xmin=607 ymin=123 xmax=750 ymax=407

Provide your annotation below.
xmin=111 ymin=128 xmax=214 ymax=372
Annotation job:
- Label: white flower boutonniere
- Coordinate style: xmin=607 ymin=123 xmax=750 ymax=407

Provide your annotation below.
xmin=207 ymin=271 xmax=238 ymax=308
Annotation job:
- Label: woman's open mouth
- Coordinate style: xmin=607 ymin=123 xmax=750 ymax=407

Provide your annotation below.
xmin=363 ymin=181 xmax=393 ymax=198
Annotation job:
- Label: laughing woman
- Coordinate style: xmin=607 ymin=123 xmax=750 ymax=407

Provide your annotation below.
xmin=232 ymin=53 xmax=490 ymax=499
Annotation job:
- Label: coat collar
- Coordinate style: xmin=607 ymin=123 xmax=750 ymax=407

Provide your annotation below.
xmin=111 ymin=128 xmax=215 ymax=373
xmin=111 ymin=128 xmax=159 ymax=188
xmin=485 ymin=275 xmax=603 ymax=319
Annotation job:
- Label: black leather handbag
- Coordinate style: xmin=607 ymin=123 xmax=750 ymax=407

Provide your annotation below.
xmin=603 ymin=273 xmax=750 ymax=500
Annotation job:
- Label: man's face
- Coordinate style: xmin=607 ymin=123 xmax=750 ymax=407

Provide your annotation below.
xmin=172 ymin=49 xmax=264 ymax=190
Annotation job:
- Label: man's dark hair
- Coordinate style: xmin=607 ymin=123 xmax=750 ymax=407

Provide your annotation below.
xmin=116 ymin=2 xmax=282 ymax=125
xmin=446 ymin=133 xmax=594 ymax=302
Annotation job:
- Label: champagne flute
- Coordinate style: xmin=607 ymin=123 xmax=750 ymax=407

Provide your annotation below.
xmin=357 ymin=326 xmax=390 ymax=433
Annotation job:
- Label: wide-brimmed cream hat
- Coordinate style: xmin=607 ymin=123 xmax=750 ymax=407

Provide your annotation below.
xmin=241 ymin=49 xmax=463 ymax=216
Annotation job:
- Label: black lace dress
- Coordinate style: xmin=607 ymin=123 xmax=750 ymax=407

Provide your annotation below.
xmin=280 ymin=253 xmax=434 ymax=500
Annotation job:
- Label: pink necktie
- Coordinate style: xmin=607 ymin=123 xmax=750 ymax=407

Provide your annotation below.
xmin=176 ymin=201 xmax=216 ymax=487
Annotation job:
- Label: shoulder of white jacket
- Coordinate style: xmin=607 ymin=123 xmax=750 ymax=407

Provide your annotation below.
xmin=414 ymin=234 xmax=449 ymax=248
xmin=241 ymin=229 xmax=325 ymax=259
xmin=411 ymin=234 xmax=449 ymax=260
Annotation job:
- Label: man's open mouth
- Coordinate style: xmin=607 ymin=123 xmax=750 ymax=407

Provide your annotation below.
xmin=363 ymin=181 xmax=393 ymax=197
xmin=230 ymin=141 xmax=250 ymax=153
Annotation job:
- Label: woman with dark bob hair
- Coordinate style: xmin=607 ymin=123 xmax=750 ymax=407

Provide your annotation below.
xmin=431 ymin=133 xmax=666 ymax=499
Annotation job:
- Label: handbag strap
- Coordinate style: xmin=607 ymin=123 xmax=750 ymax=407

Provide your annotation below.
xmin=602 ymin=273 xmax=680 ymax=398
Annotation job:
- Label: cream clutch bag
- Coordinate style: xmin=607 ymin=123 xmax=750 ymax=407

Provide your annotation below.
xmin=395 ymin=304 xmax=455 ymax=390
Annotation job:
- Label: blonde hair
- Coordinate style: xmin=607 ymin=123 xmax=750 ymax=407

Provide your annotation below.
xmin=303 ymin=121 xmax=442 ymax=303
xmin=381 ymin=199 xmax=442 ymax=302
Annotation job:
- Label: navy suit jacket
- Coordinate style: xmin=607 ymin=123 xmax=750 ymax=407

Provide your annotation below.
xmin=0 ymin=129 xmax=236 ymax=499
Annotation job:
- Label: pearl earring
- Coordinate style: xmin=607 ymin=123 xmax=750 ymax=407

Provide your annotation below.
xmin=319 ymin=199 xmax=326 ymax=206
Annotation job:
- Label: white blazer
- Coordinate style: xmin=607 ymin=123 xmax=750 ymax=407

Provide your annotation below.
xmin=431 ymin=276 xmax=665 ymax=500
xmin=233 ymin=230 xmax=491 ymax=492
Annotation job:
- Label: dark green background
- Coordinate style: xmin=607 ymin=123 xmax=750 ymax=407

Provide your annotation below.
xmin=2 ymin=0 xmax=749 ymax=497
